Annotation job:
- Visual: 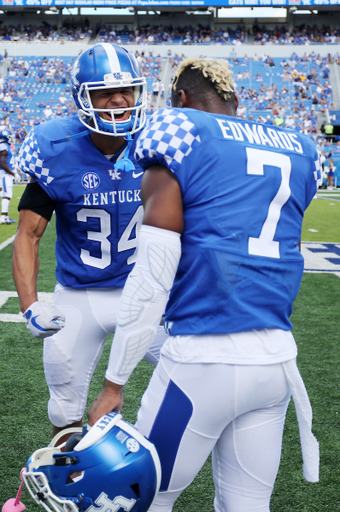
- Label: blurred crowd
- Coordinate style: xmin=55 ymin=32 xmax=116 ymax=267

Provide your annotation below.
xmin=0 ymin=19 xmax=92 ymax=43
xmin=0 ymin=49 xmax=338 ymax=161
xmin=253 ymin=22 xmax=340 ymax=45
xmin=0 ymin=54 xmax=75 ymax=143
xmin=0 ymin=20 xmax=340 ymax=46
xmin=165 ymin=50 xmax=337 ymax=141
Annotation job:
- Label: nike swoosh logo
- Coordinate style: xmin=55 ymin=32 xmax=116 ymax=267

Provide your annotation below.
xmin=132 ymin=171 xmax=144 ymax=178
xmin=31 ymin=315 xmax=47 ymax=331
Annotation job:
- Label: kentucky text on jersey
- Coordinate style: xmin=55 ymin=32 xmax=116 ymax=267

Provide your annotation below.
xmin=216 ymin=119 xmax=303 ymax=154
xmin=83 ymin=189 xmax=141 ymax=206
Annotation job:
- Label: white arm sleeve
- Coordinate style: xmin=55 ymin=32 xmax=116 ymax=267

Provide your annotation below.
xmin=106 ymin=224 xmax=181 ymax=385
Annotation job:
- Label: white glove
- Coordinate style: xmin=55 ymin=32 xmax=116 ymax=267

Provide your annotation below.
xmin=23 ymin=301 xmax=65 ymax=338
xmin=14 ymin=172 xmax=21 ymax=183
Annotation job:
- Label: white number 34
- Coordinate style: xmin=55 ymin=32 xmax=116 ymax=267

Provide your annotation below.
xmin=77 ymin=205 xmax=143 ymax=269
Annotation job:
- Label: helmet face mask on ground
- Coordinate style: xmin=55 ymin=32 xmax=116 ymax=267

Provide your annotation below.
xmin=22 ymin=412 xmax=161 ymax=512
xmin=71 ymin=43 xmax=147 ymax=137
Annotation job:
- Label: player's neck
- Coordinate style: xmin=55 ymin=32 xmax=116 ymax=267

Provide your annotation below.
xmin=194 ymin=103 xmax=236 ymax=117
xmin=90 ymin=132 xmax=127 ymax=156
xmin=185 ymin=95 xmax=236 ymax=117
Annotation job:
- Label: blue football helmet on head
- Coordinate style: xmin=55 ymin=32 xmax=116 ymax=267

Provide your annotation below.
xmin=0 ymin=128 xmax=15 ymax=145
xmin=22 ymin=411 xmax=161 ymax=512
xmin=71 ymin=43 xmax=147 ymax=137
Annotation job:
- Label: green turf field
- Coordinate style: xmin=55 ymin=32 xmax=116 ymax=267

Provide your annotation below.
xmin=301 ymin=191 xmax=340 ymax=243
xmin=0 ymin=186 xmax=339 ymax=511
xmin=0 ymin=185 xmax=24 ymax=245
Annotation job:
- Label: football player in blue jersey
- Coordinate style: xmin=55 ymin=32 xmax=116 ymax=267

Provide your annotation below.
xmin=12 ymin=43 xmax=167 ymax=445
xmin=0 ymin=129 xmax=17 ymax=224
xmin=88 ymin=57 xmax=321 ymax=511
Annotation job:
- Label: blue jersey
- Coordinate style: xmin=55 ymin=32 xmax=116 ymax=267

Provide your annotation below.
xmin=135 ymin=108 xmax=321 ymax=334
xmin=18 ymin=115 xmax=144 ymax=289
xmin=0 ymin=140 xmax=14 ymax=173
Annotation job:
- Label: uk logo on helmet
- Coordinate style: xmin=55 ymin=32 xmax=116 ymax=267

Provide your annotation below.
xmin=86 ymin=492 xmax=136 ymax=512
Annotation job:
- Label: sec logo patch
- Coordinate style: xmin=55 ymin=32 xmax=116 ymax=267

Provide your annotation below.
xmin=82 ymin=172 xmax=100 ymax=191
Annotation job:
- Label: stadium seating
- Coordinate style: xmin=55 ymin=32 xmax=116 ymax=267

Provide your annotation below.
xmin=0 ymin=44 xmax=338 ymax=187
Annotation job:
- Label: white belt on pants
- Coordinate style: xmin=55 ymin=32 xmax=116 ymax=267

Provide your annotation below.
xmin=282 ymin=359 xmax=319 ymax=483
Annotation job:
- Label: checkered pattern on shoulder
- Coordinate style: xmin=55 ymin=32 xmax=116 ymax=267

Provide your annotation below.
xmin=18 ymin=129 xmax=54 ymax=185
xmin=0 ymin=142 xmax=8 ymax=153
xmin=135 ymin=108 xmax=201 ymax=172
xmin=314 ymin=157 xmax=322 ymax=187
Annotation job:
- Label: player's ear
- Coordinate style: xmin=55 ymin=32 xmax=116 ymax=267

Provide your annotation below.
xmin=177 ymin=90 xmax=189 ymax=108
xmin=234 ymin=94 xmax=239 ymax=112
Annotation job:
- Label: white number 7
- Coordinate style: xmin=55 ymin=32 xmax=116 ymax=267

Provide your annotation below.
xmin=247 ymin=147 xmax=291 ymax=259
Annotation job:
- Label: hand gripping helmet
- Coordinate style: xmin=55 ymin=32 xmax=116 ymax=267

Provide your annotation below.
xmin=71 ymin=43 xmax=147 ymax=137
xmin=22 ymin=412 xmax=161 ymax=512
xmin=0 ymin=129 xmax=15 ymax=145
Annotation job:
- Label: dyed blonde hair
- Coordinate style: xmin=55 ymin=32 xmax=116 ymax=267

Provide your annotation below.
xmin=172 ymin=57 xmax=234 ymax=102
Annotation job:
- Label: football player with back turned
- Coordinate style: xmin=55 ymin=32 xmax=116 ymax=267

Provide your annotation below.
xmin=88 ymin=58 xmax=321 ymax=511
xmin=12 ymin=43 xmax=167 ymax=444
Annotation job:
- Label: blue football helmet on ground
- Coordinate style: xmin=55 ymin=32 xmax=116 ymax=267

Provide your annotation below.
xmin=22 ymin=412 xmax=161 ymax=512
xmin=71 ymin=43 xmax=147 ymax=137
xmin=0 ymin=129 xmax=15 ymax=145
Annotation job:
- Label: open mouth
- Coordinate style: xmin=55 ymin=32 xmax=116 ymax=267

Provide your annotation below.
xmin=113 ymin=110 xmax=126 ymax=121
xmin=102 ymin=110 xmax=130 ymax=122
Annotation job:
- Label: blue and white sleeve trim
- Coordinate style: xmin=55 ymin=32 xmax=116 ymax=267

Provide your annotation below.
xmin=135 ymin=108 xmax=201 ymax=173
xmin=18 ymin=130 xmax=54 ymax=185
xmin=314 ymin=157 xmax=322 ymax=188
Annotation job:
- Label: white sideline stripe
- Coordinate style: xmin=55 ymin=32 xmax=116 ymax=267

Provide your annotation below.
xmin=0 ymin=291 xmax=54 ymax=323
xmin=0 ymin=235 xmax=15 ymax=251
xmin=304 ymin=271 xmax=340 ymax=278
xmin=0 ymin=313 xmax=25 ymax=323
xmin=301 ymin=242 xmax=340 ymax=278
xmin=316 ymin=195 xmax=340 ymax=203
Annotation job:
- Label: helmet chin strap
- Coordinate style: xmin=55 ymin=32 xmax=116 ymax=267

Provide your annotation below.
xmin=114 ymin=133 xmax=135 ymax=172
xmin=51 ymin=127 xmax=136 ymax=176
xmin=51 ymin=112 xmax=135 ymax=144
xmin=51 ymin=128 xmax=93 ymax=145
xmin=51 ymin=124 xmax=136 ymax=174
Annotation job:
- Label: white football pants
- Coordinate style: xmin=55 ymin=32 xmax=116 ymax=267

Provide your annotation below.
xmin=44 ymin=283 xmax=167 ymax=428
xmin=1 ymin=173 xmax=13 ymax=199
xmin=136 ymin=355 xmax=292 ymax=512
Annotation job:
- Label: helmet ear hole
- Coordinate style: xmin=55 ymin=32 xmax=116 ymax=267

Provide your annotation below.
xmin=66 ymin=470 xmax=85 ymax=485
xmin=65 ymin=434 xmax=83 ymax=452
xmin=130 ymin=483 xmax=140 ymax=498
